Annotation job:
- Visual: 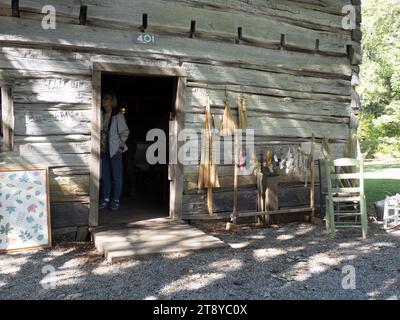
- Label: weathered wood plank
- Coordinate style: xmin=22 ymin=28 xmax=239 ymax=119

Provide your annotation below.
xmin=279 ymin=183 xmax=321 ymax=208
xmin=182 ymin=188 xmax=257 ymax=215
xmin=14 ymin=78 xmax=92 ymax=94
xmin=173 ymin=0 xmax=352 ymax=21
xmin=14 ymin=134 xmax=91 ymax=143
xmin=187 ymin=110 xmax=349 ymax=126
xmin=14 ymin=109 xmax=91 ymax=135
xmin=0 ymin=153 xmax=89 ymax=168
xmin=187 ymin=88 xmax=351 ymax=118
xmin=50 ymin=166 xmax=89 ymax=176
xmin=49 ymin=174 xmax=90 ymax=203
xmin=0 ymin=85 xmax=14 ymax=151
xmin=15 ymin=103 xmax=91 ymax=111
xmin=187 ymin=82 xmax=351 ymax=103
xmin=185 ymin=117 xmax=349 ymax=140
xmin=184 ymin=63 xmax=351 ymax=96
xmin=13 ymin=78 xmax=92 ymax=104
xmin=0 ymin=17 xmax=353 ymax=78
xmin=0 ymin=52 xmax=90 ymax=75
xmin=51 ymin=202 xmax=89 ymax=229
xmin=0 ymin=0 xmax=351 ymax=54
xmin=15 ymin=141 xmax=90 ymax=155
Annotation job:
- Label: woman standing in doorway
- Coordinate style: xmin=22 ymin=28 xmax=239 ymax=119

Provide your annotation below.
xmin=100 ymin=91 xmax=130 ymax=211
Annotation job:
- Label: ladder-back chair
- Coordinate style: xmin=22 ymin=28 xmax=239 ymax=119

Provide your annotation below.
xmin=323 ymin=158 xmax=367 ymax=238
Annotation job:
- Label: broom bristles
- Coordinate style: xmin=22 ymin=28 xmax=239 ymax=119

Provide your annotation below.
xmin=198 ymin=95 xmax=220 ymax=189
xmin=220 ymin=100 xmax=237 ymax=136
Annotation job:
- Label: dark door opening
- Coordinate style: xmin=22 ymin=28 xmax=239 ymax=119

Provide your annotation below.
xmin=99 ymin=74 xmax=175 ymax=225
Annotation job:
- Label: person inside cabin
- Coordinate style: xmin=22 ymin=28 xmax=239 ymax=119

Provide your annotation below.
xmin=99 ymin=91 xmax=130 ymax=211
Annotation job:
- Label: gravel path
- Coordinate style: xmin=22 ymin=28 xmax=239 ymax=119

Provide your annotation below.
xmin=1 ymin=222 xmax=400 ymax=300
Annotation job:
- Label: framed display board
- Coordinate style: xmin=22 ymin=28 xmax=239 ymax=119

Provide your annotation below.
xmin=0 ymin=166 xmax=51 ymax=253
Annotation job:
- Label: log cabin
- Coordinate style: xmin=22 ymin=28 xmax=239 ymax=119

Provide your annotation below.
xmin=0 ymin=0 xmax=362 ymax=237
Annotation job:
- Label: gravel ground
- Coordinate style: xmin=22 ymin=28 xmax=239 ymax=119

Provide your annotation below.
xmin=1 ymin=221 xmax=400 ymax=300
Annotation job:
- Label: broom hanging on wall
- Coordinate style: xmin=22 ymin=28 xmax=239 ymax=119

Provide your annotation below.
xmin=220 ymin=99 xmax=237 ymax=136
xmin=231 ymin=94 xmax=250 ymax=225
xmin=198 ymin=95 xmax=220 ymax=215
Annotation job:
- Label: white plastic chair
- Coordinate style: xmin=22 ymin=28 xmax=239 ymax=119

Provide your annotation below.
xmin=383 ymin=195 xmax=400 ymax=230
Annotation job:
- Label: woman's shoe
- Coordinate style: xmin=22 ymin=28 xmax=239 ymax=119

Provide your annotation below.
xmin=99 ymin=199 xmax=110 ymax=210
xmin=109 ymin=200 xmax=120 ymax=211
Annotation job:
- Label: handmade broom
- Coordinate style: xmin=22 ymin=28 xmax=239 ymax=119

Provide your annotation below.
xmin=198 ymin=95 xmax=220 ymax=215
xmin=232 ymin=95 xmax=250 ymax=224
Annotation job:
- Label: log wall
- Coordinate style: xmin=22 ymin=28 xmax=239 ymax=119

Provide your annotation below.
xmin=0 ymin=0 xmax=362 ymax=230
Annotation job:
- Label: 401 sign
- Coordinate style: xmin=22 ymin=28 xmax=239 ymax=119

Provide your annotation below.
xmin=134 ymin=32 xmax=156 ymax=44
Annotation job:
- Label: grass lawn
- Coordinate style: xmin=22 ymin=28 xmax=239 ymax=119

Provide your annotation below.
xmin=364 ymin=162 xmax=400 ymax=207
xmin=365 ymin=179 xmax=400 ymax=207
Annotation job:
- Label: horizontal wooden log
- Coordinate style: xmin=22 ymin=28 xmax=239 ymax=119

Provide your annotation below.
xmin=15 ymin=103 xmax=91 ymax=111
xmin=174 ymin=0 xmax=351 ymax=31
xmin=174 ymin=0 xmax=352 ymax=18
xmin=185 ymin=117 xmax=350 ymax=140
xmin=182 ymin=181 xmax=323 ymax=216
xmin=0 ymin=153 xmax=89 ymax=168
xmin=183 ymin=63 xmax=351 ymax=96
xmin=0 ymin=0 xmax=352 ymax=55
xmin=182 ymin=188 xmax=257 ymax=215
xmin=184 ymin=172 xmax=256 ymax=192
xmin=184 ymin=163 xmax=322 ymax=188
xmin=0 ymin=47 xmax=181 ymax=79
xmin=14 ymin=134 xmax=91 ymax=143
xmin=49 ymin=174 xmax=90 ymax=203
xmin=187 ymin=110 xmax=349 ymax=126
xmin=187 ymin=88 xmax=351 ymax=118
xmin=14 ymin=109 xmax=91 ymax=135
xmin=15 ymin=141 xmax=91 ymax=155
xmin=50 ymin=166 xmax=90 ymax=176
xmin=0 ymin=51 xmax=90 ymax=75
xmin=50 ymin=202 xmax=89 ymax=229
xmin=187 ymin=82 xmax=351 ymax=103
xmin=0 ymin=17 xmax=353 ymax=78
xmin=279 ymin=183 xmax=321 ymax=208
xmin=182 ymin=207 xmax=313 ymax=221
xmin=13 ymin=79 xmax=92 ymax=103
xmin=14 ymin=78 xmax=92 ymax=94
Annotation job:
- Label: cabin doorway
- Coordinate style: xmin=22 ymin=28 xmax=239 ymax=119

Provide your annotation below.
xmin=99 ymin=74 xmax=174 ymax=225
xmin=89 ymin=64 xmax=186 ymax=227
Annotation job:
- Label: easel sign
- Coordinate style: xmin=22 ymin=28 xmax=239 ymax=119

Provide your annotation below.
xmin=0 ymin=166 xmax=51 ymax=253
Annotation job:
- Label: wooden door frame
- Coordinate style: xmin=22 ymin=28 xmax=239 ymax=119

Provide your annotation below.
xmin=89 ymin=62 xmax=187 ymax=227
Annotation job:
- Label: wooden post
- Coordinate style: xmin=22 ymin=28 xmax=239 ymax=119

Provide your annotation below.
xmin=207 ymin=187 xmax=213 ymax=215
xmin=280 ymin=34 xmax=285 ymax=48
xmin=11 ymin=0 xmax=19 ymax=17
xmin=89 ymin=70 xmax=101 ymax=227
xmin=310 ymin=134 xmax=315 ymax=216
xmin=190 ymin=20 xmax=196 ymax=39
xmin=236 ymin=27 xmax=243 ymax=44
xmin=1 ymin=86 xmax=14 ymax=152
xmin=140 ymin=13 xmax=148 ymax=32
xmin=265 ymin=175 xmax=279 ymax=225
xmin=79 ymin=5 xmax=88 ymax=25
xmin=232 ymin=133 xmax=239 ymax=224
xmin=232 ymin=164 xmax=238 ymax=224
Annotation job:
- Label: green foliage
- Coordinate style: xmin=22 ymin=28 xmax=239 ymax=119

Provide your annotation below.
xmin=359 ymin=0 xmax=400 ymax=159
